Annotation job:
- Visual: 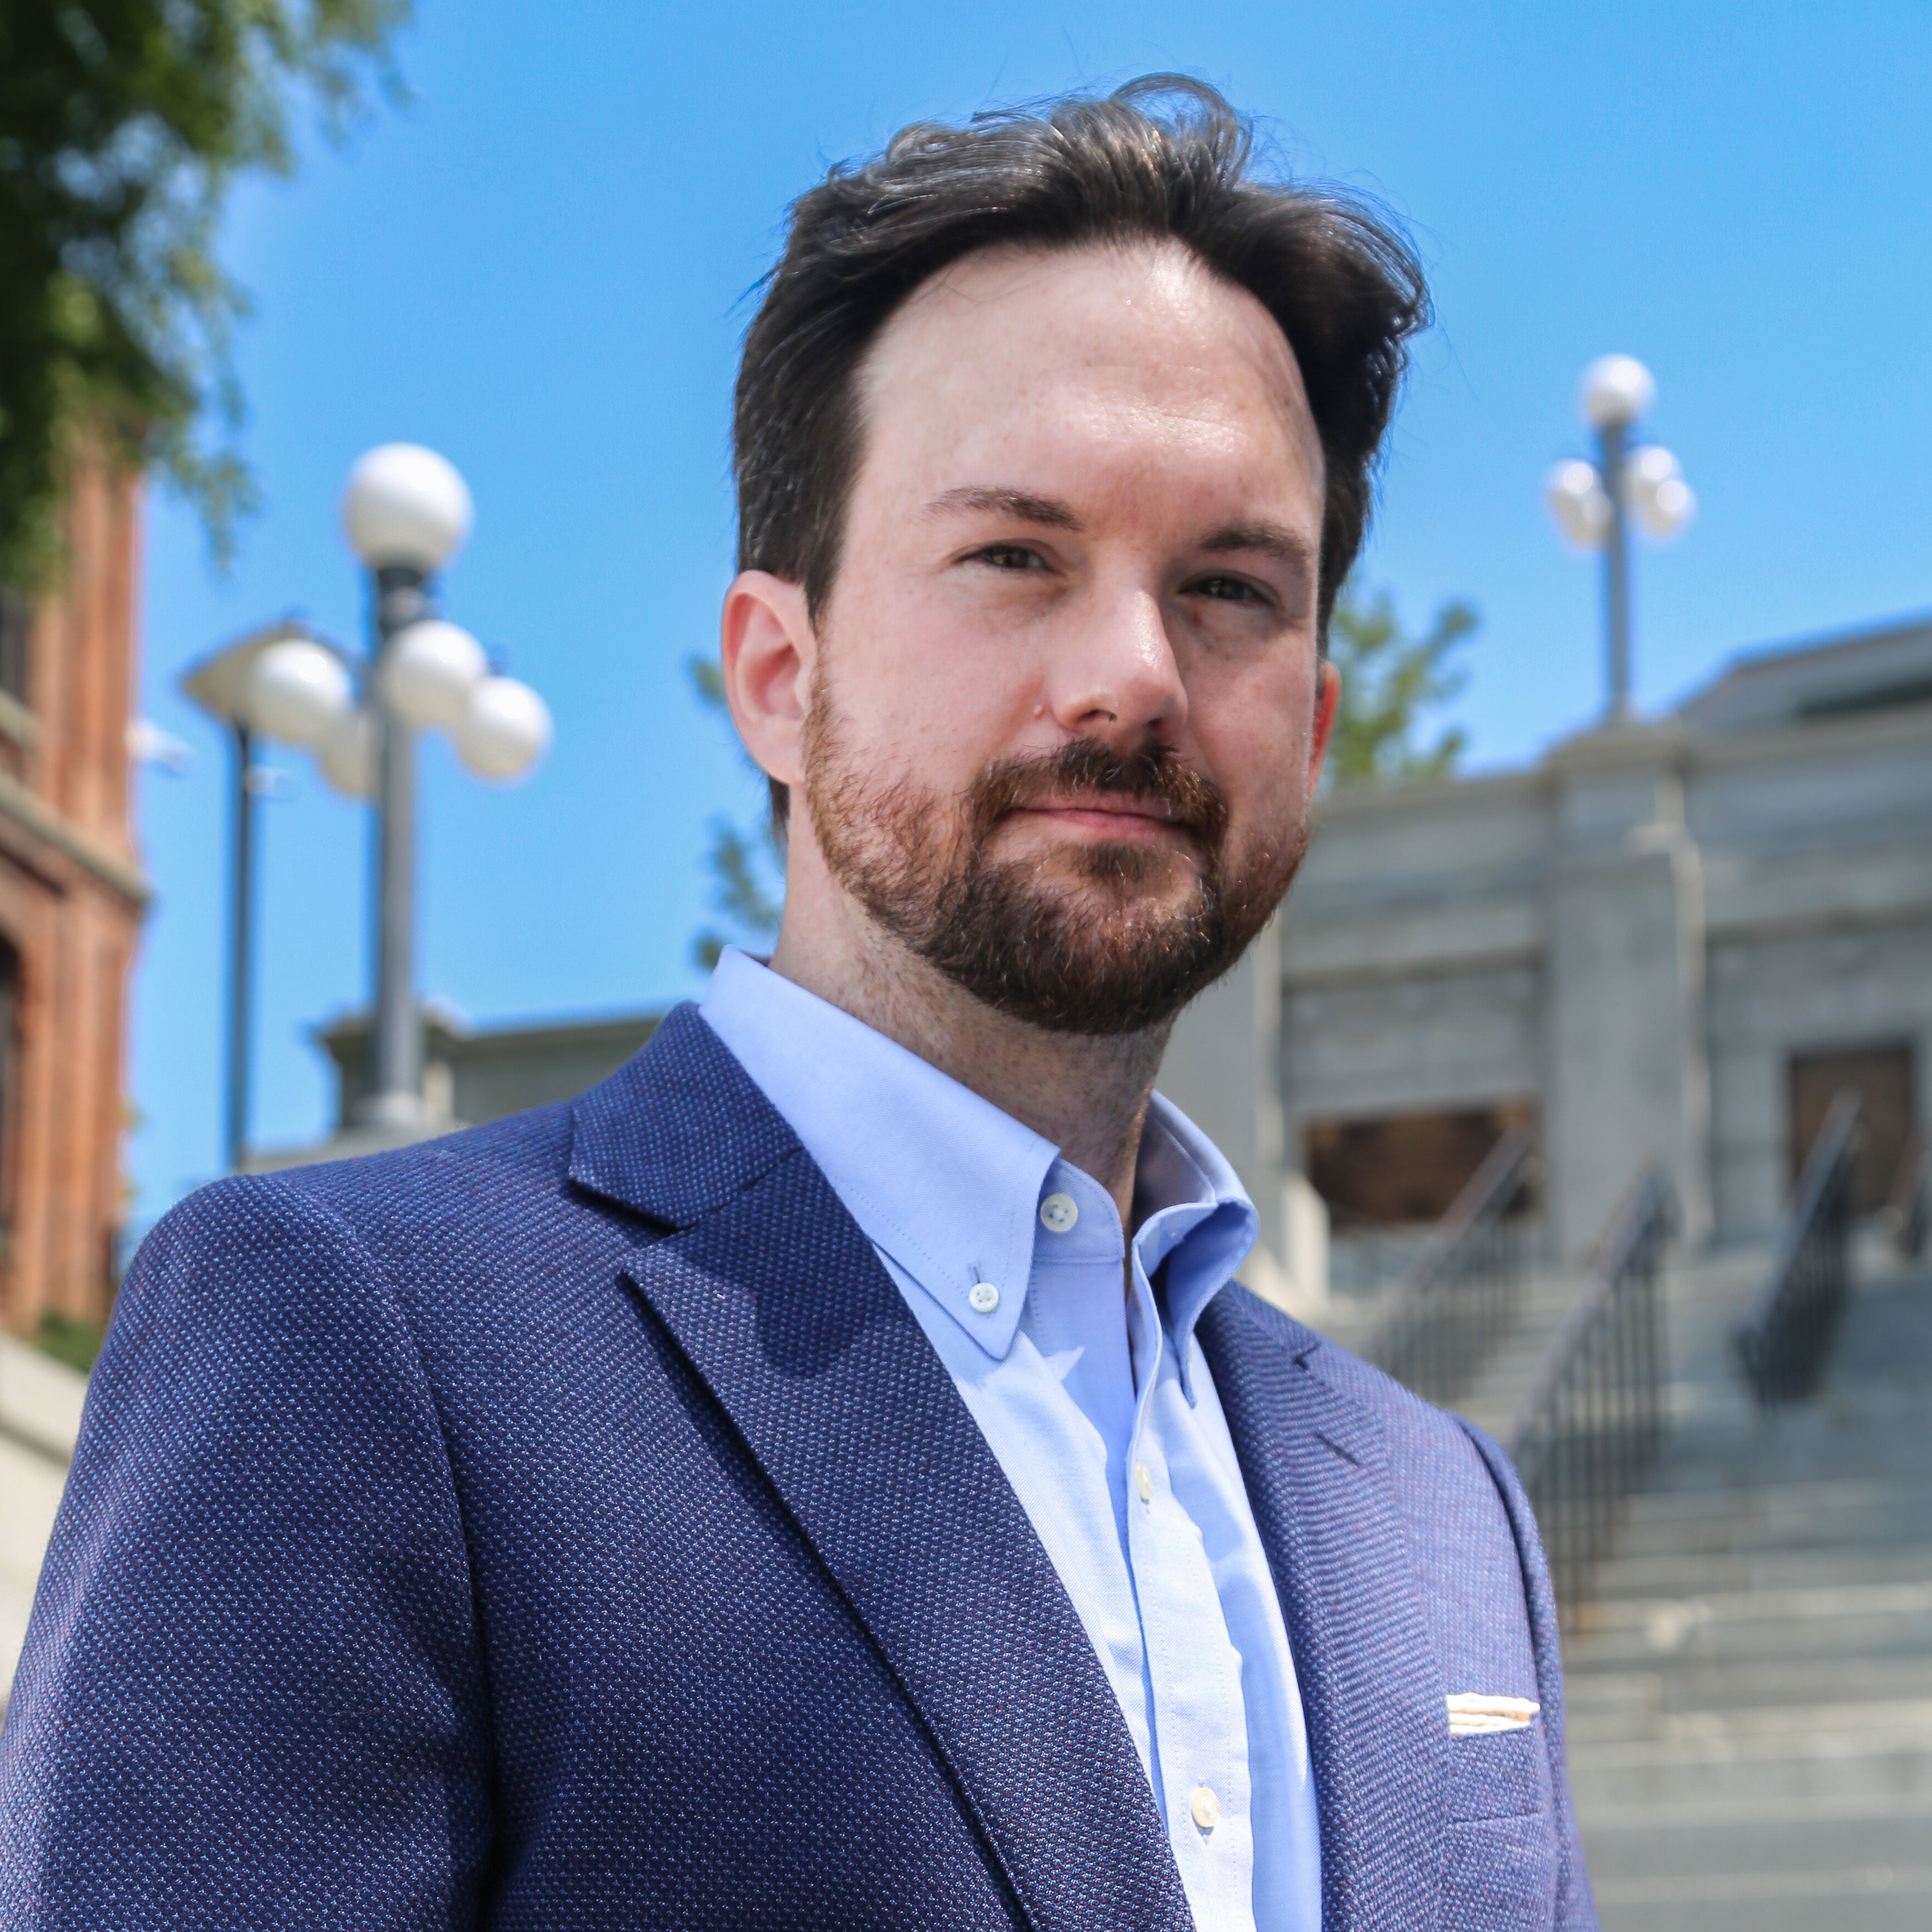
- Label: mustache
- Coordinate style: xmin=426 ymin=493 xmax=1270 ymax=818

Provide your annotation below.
xmin=967 ymin=739 xmax=1230 ymax=846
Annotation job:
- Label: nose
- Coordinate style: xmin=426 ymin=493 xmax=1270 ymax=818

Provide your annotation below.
xmin=1043 ymin=580 xmax=1188 ymax=750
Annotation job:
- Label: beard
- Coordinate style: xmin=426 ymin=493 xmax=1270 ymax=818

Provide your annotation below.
xmin=802 ymin=689 xmax=1308 ymax=1037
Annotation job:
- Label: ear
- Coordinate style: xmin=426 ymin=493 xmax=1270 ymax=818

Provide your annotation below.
xmin=1307 ymin=655 xmax=1341 ymax=799
xmin=720 ymin=571 xmax=815 ymax=789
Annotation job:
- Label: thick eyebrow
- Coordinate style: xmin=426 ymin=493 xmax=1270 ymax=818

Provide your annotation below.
xmin=923 ymin=485 xmax=1085 ymax=530
xmin=1197 ymin=522 xmax=1318 ymax=575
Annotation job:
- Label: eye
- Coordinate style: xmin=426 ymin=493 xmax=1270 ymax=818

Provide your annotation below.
xmin=1188 ymin=574 xmax=1270 ymax=604
xmin=968 ymin=543 xmax=1050 ymax=572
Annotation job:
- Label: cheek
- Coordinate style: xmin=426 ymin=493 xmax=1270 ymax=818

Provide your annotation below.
xmin=1193 ymin=653 xmax=1317 ymax=815
xmin=829 ymin=585 xmax=1046 ymax=771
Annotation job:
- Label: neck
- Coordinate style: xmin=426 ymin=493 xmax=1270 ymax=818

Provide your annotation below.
xmin=767 ymin=878 xmax=1170 ymax=1227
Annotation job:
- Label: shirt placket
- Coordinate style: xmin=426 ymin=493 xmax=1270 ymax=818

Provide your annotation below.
xmin=1122 ymin=1249 xmax=1257 ymax=1932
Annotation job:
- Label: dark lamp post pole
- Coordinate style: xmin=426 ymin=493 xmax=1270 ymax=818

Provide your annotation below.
xmin=1599 ymin=419 xmax=1632 ymax=720
xmin=364 ymin=563 xmax=431 ymax=1126
xmin=225 ymin=721 xmax=256 ymax=1172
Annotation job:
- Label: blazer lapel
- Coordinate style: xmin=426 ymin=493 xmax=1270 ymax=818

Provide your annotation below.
xmin=570 ymin=1009 xmax=1193 ymax=1932
xmin=1198 ymin=1289 xmax=1447 ymax=1932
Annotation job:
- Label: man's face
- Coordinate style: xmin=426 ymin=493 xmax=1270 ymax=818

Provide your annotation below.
xmin=796 ymin=238 xmax=1334 ymax=1032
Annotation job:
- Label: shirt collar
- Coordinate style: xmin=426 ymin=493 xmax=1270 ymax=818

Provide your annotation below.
xmin=1133 ymin=1094 xmax=1260 ymax=1389
xmin=698 ymin=947 xmax=1258 ymax=1366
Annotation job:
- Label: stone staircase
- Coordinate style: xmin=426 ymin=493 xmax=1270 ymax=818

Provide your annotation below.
xmin=1313 ymin=1224 xmax=1932 ymax=1926
xmin=1561 ymin=1240 xmax=1932 ymax=1930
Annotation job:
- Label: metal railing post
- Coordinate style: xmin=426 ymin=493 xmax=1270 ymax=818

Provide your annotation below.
xmin=1505 ymin=1169 xmax=1676 ymax=1628
xmin=1365 ymin=1127 xmax=1538 ymax=1408
xmin=1734 ymin=1091 xmax=1860 ymax=1403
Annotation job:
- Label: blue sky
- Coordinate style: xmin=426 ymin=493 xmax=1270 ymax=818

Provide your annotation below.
xmin=129 ymin=0 xmax=1932 ymax=1218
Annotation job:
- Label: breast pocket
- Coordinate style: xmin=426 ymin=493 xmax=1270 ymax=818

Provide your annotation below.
xmin=1439 ymin=1722 xmax=1559 ymax=1932
xmin=1441 ymin=1813 xmax=1561 ymax=1932
xmin=1445 ymin=1722 xmax=1547 ymax=1822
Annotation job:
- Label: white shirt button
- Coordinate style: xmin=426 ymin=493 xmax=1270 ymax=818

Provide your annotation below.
xmin=1191 ymin=1785 xmax=1221 ymax=1830
xmin=967 ymin=1281 xmax=1001 ymax=1314
xmin=1135 ymin=1461 xmax=1153 ymax=1503
xmin=1038 ymin=1192 xmax=1079 ymax=1234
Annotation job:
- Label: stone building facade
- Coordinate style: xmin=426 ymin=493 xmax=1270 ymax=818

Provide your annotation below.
xmin=0 ymin=463 xmax=149 ymax=1335
xmin=1161 ymin=613 xmax=1932 ymax=1286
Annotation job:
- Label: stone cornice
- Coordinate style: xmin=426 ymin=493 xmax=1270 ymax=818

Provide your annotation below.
xmin=0 ymin=771 xmax=150 ymax=907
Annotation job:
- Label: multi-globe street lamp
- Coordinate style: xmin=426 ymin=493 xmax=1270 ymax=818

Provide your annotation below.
xmin=1546 ymin=355 xmax=1696 ymax=720
xmin=183 ymin=444 xmax=550 ymax=1164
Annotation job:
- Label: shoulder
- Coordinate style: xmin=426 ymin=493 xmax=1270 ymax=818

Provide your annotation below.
xmin=120 ymin=1099 xmax=615 ymax=1367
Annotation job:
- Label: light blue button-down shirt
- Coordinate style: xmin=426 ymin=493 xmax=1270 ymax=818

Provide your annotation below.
xmin=700 ymin=949 xmax=1321 ymax=1932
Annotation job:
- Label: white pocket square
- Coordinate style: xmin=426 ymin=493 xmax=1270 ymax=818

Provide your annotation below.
xmin=1446 ymin=1693 xmax=1540 ymax=1737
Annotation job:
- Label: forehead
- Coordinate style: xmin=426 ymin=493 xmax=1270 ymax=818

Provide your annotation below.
xmin=855 ymin=237 xmax=1323 ymax=492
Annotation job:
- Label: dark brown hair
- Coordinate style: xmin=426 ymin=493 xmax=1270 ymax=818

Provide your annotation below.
xmin=734 ymin=76 xmax=1429 ymax=823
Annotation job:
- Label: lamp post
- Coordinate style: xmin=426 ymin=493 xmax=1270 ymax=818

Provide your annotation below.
xmin=341 ymin=445 xmax=477 ymax=1126
xmin=184 ymin=445 xmax=552 ymax=1163
xmin=181 ymin=619 xmax=340 ymax=1170
xmin=1546 ymin=355 xmax=1696 ymax=720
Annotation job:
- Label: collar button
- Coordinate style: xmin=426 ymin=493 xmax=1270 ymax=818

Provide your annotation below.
xmin=967 ymin=1281 xmax=1001 ymax=1315
xmin=1039 ymin=1192 xmax=1079 ymax=1234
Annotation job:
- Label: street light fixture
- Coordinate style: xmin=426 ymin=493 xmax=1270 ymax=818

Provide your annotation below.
xmin=181 ymin=618 xmax=346 ymax=1172
xmin=183 ymin=444 xmax=550 ymax=1164
xmin=1545 ymin=354 xmax=1696 ymax=719
xmin=335 ymin=443 xmax=550 ymax=1130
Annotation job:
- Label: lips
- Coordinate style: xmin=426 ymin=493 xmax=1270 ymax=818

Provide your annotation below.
xmin=968 ymin=738 xmax=1230 ymax=848
xmin=1012 ymin=796 xmax=1191 ymax=838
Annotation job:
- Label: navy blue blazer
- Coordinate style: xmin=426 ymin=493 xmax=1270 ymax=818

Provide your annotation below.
xmin=1 ymin=1007 xmax=1594 ymax=1930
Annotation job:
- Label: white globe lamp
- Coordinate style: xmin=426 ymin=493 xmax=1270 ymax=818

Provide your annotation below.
xmin=1579 ymin=354 xmax=1656 ymax=430
xmin=318 ymin=705 xmax=379 ymax=799
xmin=1545 ymin=459 xmax=1613 ymax=549
xmin=1643 ymin=476 xmax=1695 ymax=538
xmin=1626 ymin=445 xmax=1695 ymax=538
xmin=342 ymin=444 xmax=474 ymax=572
xmin=454 ymin=676 xmax=552 ymax=782
xmin=380 ymin=619 xmax=487 ymax=730
xmin=246 ymin=639 xmax=352 ymax=746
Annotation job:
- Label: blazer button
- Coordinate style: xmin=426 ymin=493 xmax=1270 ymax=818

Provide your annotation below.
xmin=1191 ymin=1786 xmax=1220 ymax=1830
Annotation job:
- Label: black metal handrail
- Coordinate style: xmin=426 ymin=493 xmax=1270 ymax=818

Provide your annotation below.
xmin=1505 ymin=1170 xmax=1674 ymax=1626
xmin=1885 ymin=1132 xmax=1928 ymax=1262
xmin=1366 ymin=1126 xmax=1537 ymax=1408
xmin=1734 ymin=1090 xmax=1861 ymax=1403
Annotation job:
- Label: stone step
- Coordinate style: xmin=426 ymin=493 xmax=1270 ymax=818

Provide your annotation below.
xmin=1569 ymin=1705 xmax=1932 ymax=1808
xmin=1597 ymin=1507 xmax=1932 ymax=1566
xmin=1560 ymin=1257 xmax=1932 ymax=1927
xmin=1567 ymin=1660 xmax=1932 ymax=1741
xmin=1581 ymin=1543 xmax=1932 ymax=1604
xmin=1590 ymin=1866 xmax=1931 ymax=1932
xmin=1562 ymin=1576 xmax=1932 ymax=1674
xmin=1582 ymin=1793 xmax=1932 ymax=1876
xmin=1585 ymin=1811 xmax=1932 ymax=1932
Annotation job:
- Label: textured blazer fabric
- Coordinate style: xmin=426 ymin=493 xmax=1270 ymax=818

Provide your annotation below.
xmin=0 ymin=1006 xmax=1596 ymax=1931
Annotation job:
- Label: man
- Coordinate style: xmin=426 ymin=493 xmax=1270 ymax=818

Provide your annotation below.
xmin=1 ymin=79 xmax=1593 ymax=1931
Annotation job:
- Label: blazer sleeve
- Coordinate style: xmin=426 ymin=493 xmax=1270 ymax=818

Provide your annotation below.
xmin=1454 ymin=1419 xmax=1600 ymax=1932
xmin=0 ymin=1176 xmax=493 ymax=1929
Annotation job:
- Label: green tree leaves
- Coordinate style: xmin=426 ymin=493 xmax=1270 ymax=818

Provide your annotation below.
xmin=0 ymin=0 xmax=410 ymax=586
xmin=1324 ymin=583 xmax=1477 ymax=788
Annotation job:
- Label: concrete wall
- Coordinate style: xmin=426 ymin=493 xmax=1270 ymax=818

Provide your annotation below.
xmin=1158 ymin=638 xmax=1932 ymax=1265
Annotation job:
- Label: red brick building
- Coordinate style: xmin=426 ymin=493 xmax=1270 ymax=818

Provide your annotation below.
xmin=0 ymin=460 xmax=148 ymax=1336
